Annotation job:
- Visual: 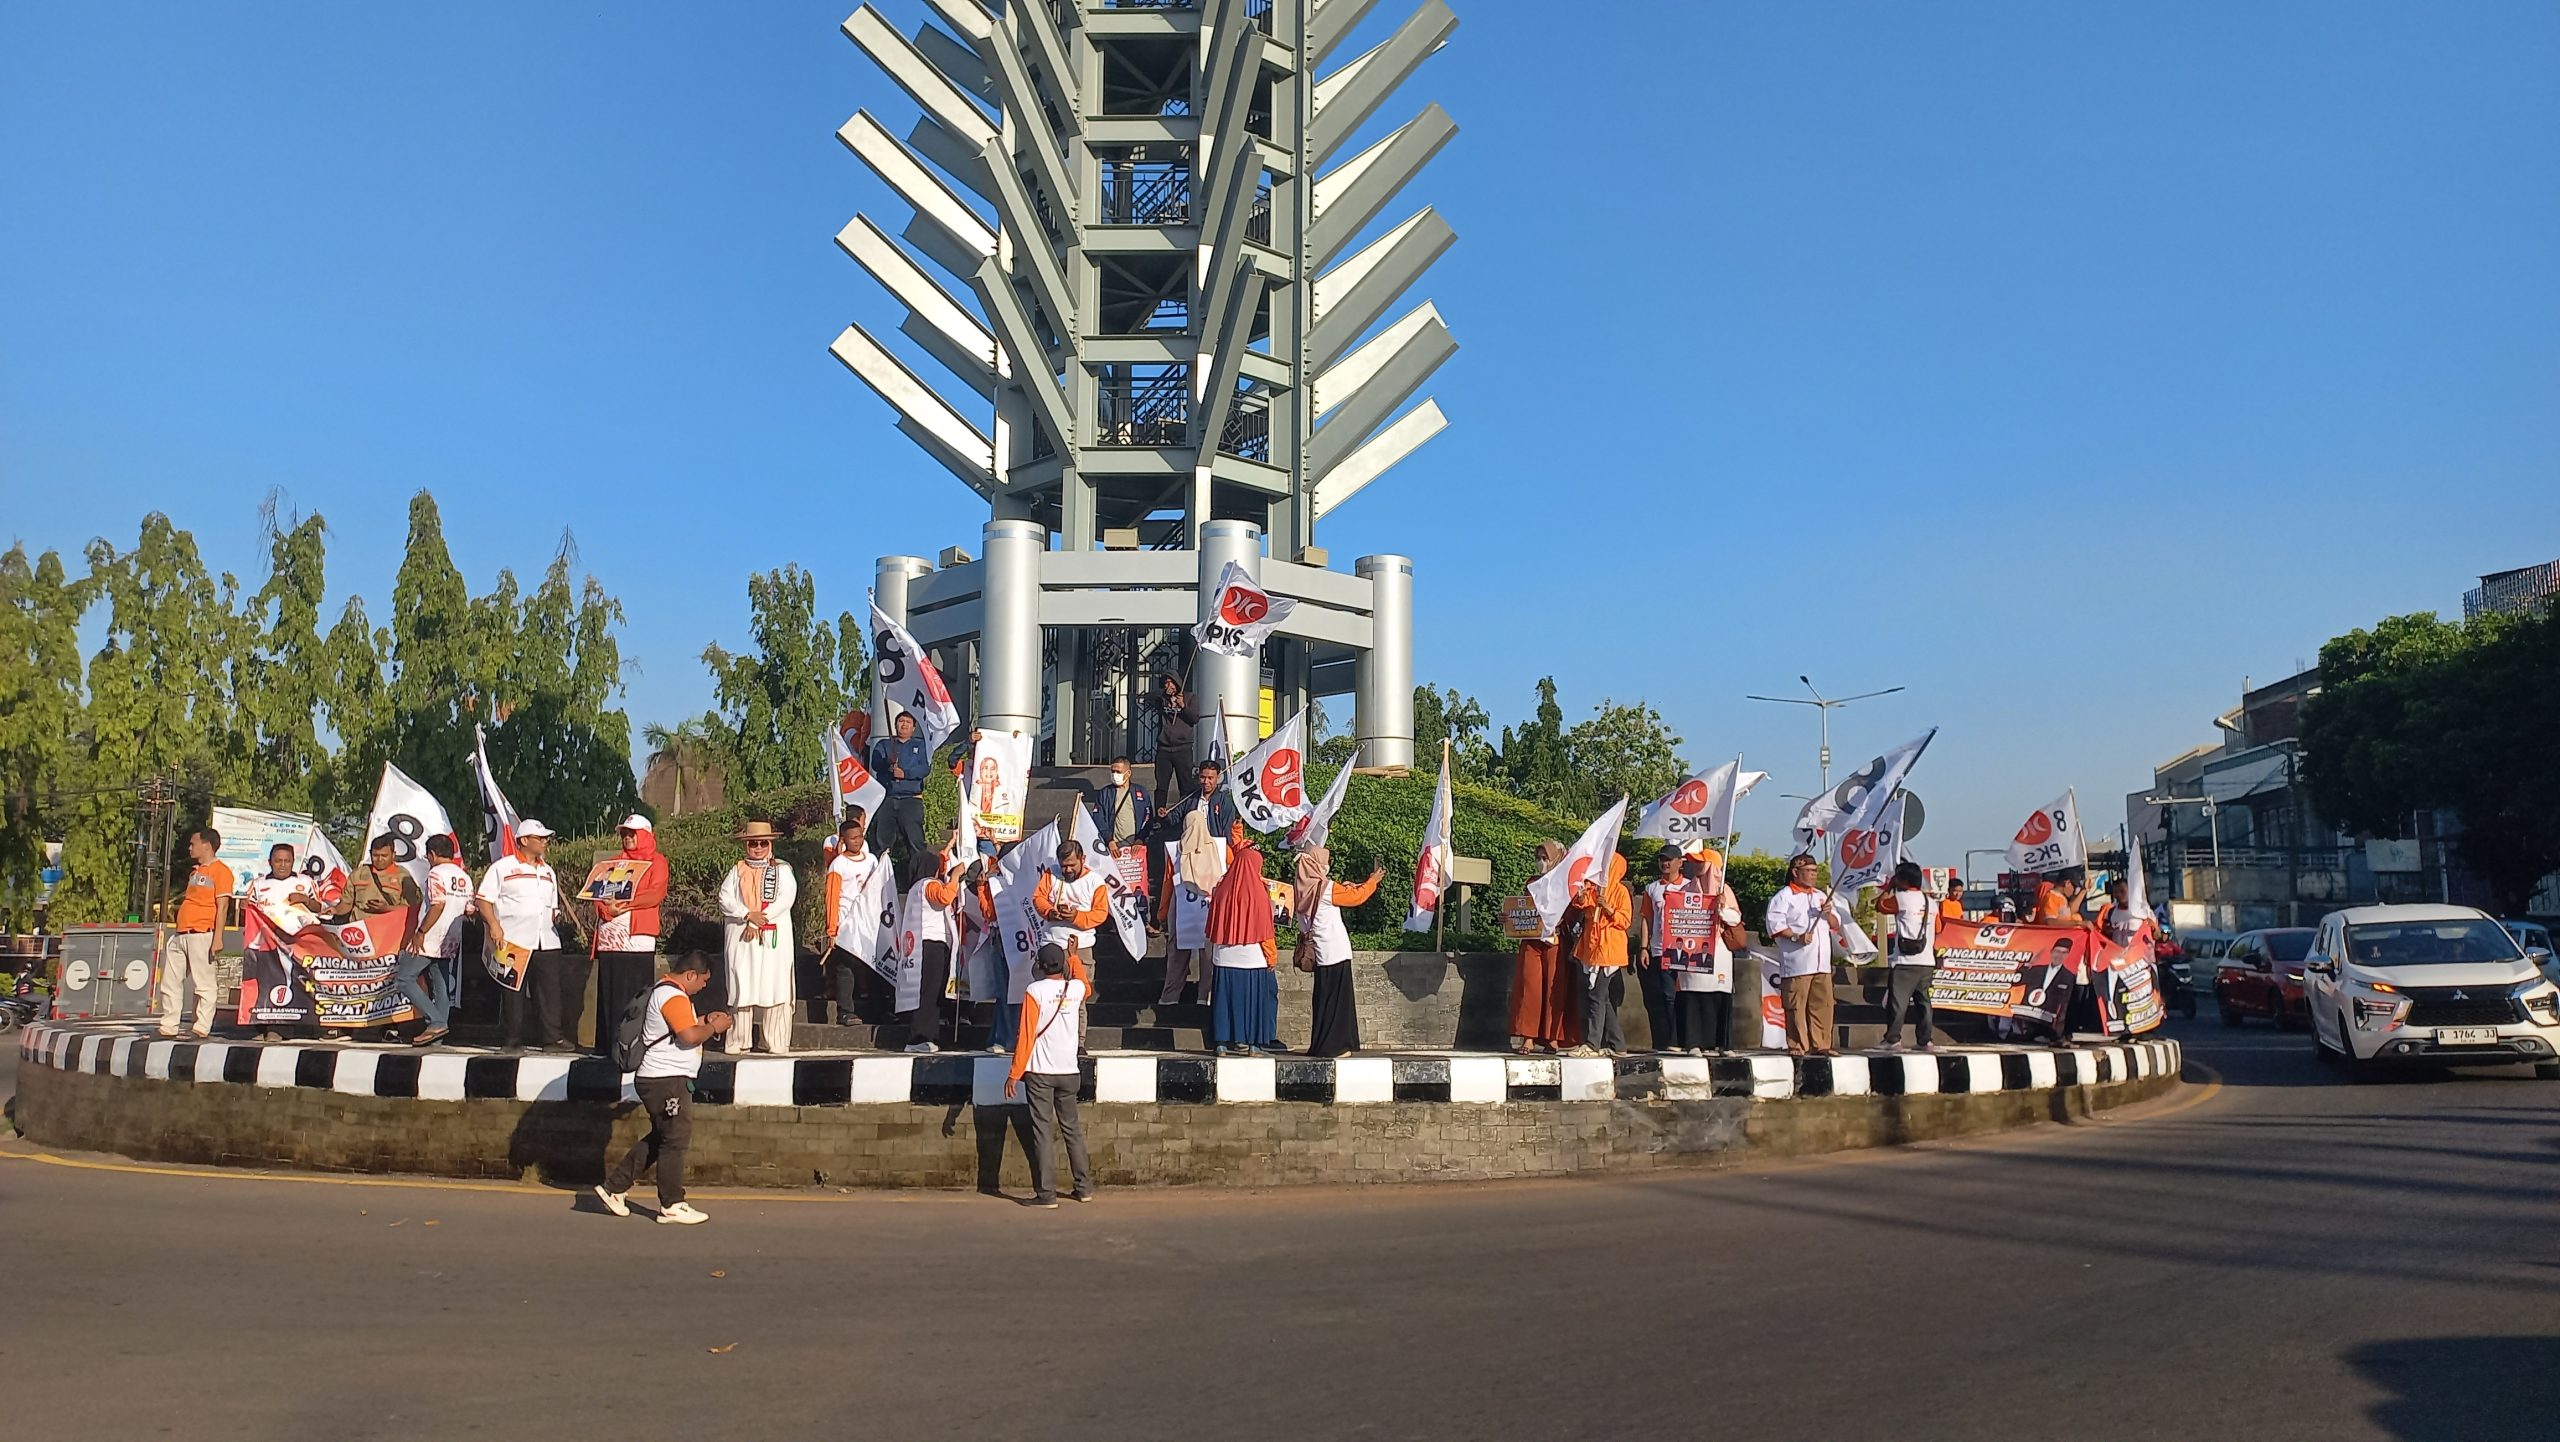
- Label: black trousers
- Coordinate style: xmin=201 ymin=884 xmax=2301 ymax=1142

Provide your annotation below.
xmin=1022 ymin=1071 xmax=1091 ymax=1203
xmin=608 ymin=1075 xmax=693 ymax=1208
xmin=1884 ymin=964 xmax=1937 ymax=1044
xmin=1636 ymin=962 xmax=1675 ymax=1051
xmin=827 ymin=946 xmax=893 ymax=1024
xmin=499 ymin=949 xmax=577 ymax=1048
xmin=593 ymin=951 xmax=655 ymax=1056
xmin=1672 ymin=990 xmax=1733 ymax=1051
xmin=908 ymin=940 xmax=953 ymax=1046
xmin=870 ymin=795 xmax=929 ymax=885
xmin=1154 ymin=748 xmax=1192 ymax=806
xmin=530 ymin=947 xmax=591 ymax=1047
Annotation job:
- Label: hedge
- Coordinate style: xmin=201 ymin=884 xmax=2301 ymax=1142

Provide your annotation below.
xmin=550 ymin=763 xmax=1796 ymax=957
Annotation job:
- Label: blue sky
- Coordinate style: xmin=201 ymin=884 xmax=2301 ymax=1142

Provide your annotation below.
xmin=5 ymin=1 xmax=2556 ymax=865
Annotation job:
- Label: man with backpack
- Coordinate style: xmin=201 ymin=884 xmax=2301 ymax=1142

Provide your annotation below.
xmin=595 ymin=951 xmax=730 ymax=1225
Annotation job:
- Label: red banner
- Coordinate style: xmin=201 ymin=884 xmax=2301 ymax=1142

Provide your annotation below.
xmin=238 ymin=910 xmax=417 ymax=1030
xmin=1927 ymin=918 xmax=2161 ymax=1038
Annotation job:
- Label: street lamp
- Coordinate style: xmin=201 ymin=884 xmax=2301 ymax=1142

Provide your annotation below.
xmin=1745 ymin=676 xmax=1904 ymax=796
xmin=1962 ymin=848 xmax=2006 ymax=890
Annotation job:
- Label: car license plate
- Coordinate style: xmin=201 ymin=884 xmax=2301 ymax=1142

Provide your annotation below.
xmin=2436 ymin=1027 xmax=2500 ymax=1046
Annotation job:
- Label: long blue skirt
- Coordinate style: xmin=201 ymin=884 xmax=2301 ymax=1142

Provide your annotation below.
xmin=1212 ymin=966 xmax=1278 ymax=1049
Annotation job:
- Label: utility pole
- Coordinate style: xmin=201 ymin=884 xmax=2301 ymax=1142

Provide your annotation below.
xmin=1745 ymin=676 xmax=1904 ymax=798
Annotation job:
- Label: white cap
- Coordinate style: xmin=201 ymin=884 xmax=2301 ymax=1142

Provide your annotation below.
xmin=618 ymin=814 xmax=653 ymax=832
xmin=515 ymin=819 xmax=555 ymax=839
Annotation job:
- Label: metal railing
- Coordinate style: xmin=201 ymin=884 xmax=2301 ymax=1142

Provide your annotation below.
xmin=1216 ymin=397 xmax=1271 ymax=460
xmin=1245 ymin=185 xmax=1274 ymax=245
xmin=1096 ymin=367 xmax=1191 ymax=447
xmin=1099 ymin=161 xmax=1191 ymax=225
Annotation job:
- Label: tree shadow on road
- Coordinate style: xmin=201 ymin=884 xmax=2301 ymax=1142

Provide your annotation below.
xmin=2347 ymin=1336 xmax=2558 ymax=1440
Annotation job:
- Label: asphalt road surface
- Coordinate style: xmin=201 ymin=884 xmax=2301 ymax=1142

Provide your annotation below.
xmin=5 ymin=1020 xmax=2553 ymax=1442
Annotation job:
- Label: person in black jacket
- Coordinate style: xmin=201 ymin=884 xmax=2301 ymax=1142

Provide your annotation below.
xmin=1151 ymin=674 xmax=1202 ymax=803
xmin=866 ymin=711 xmax=932 ymax=885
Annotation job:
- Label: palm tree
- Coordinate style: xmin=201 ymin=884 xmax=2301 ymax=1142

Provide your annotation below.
xmin=641 ymin=713 xmax=723 ymax=817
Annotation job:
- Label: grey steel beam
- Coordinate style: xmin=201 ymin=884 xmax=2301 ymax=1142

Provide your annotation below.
xmin=972 ymin=257 xmax=1077 ymax=454
xmin=1193 ymin=138 xmax=1267 ymax=374
xmin=843 ymin=7 xmax=994 ymax=150
xmin=829 ymin=323 xmax=996 ymax=496
xmin=835 ymin=214 xmax=996 ymax=395
xmin=912 ymin=20 xmax=992 ymax=105
xmin=840 ymin=110 xmax=995 ymax=267
xmin=1310 ymin=0 xmax=1389 ymax=64
xmin=1308 ymin=304 xmax=1453 ymax=474
xmin=1309 ymin=104 xmax=1454 ymax=262
xmin=906 ymin=115 xmax=993 ymax=201
xmin=1310 ymin=1 xmax=1455 ymax=167
xmin=1194 ymin=0 xmax=1257 ymax=162
xmin=1009 ymin=0 xmax=1078 ymax=119
xmin=1192 ymin=258 xmax=1273 ymax=459
xmin=1314 ymin=397 xmax=1444 ymax=516
xmin=1309 ymin=205 xmax=1453 ymax=371
xmin=977 ymin=16 xmax=1078 ymax=234
xmin=973 ymin=137 xmax=1077 ymax=336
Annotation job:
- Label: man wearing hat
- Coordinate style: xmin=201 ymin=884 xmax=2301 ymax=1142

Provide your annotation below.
xmin=718 ymin=820 xmax=800 ymax=1053
xmin=591 ymin=814 xmax=671 ymax=1056
xmin=474 ymin=819 xmax=582 ymax=1051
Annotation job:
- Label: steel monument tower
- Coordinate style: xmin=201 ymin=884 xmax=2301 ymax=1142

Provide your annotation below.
xmin=832 ymin=0 xmax=1454 ymax=768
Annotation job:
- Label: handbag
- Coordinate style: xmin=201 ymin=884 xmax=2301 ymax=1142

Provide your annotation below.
xmin=1292 ymin=933 xmax=1320 ymax=973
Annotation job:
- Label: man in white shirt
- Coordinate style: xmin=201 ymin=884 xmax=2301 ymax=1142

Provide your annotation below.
xmin=1762 ymin=852 xmax=1844 ymax=1057
xmin=393 ymin=834 xmax=473 ymax=1045
xmin=821 ymin=814 xmax=893 ymax=1024
xmin=474 ymin=820 xmax=580 ymax=1051
xmin=243 ymin=842 xmax=323 ymax=1041
xmin=1003 ymin=950 xmax=1093 ymax=1208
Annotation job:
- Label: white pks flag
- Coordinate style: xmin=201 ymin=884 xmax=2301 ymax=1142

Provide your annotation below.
xmin=1286 ymin=755 xmax=1355 ymax=851
xmin=1193 ymin=560 xmax=1296 ymax=658
xmin=1634 ymin=757 xmax=1765 ymax=844
xmin=1227 ymin=708 xmax=1311 ymax=834
xmin=871 ymin=599 xmax=962 ymax=755
xmin=363 ymin=761 xmax=461 ymax=897
xmin=1402 ymin=744 xmax=1454 ymax=932
xmin=825 ymin=721 xmax=887 ymax=823
xmin=470 ymin=723 xmax=521 ymax=863
xmin=2007 ymin=789 xmax=2085 ymax=875
xmin=1528 ymin=795 xmax=1630 ymax=934
xmin=1796 ymin=728 xmax=1936 ymax=844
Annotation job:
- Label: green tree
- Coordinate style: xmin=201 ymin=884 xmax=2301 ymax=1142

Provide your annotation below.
xmin=2301 ymin=604 xmax=2560 ymax=914
xmin=0 ymin=544 xmax=91 ymax=928
xmin=700 ymin=566 xmax=860 ymax=794
xmin=1495 ymin=676 xmax=1573 ymax=809
xmin=1411 ymin=683 xmax=1494 ymax=775
xmin=1564 ymin=698 xmax=1687 ymax=817
xmin=383 ymin=491 xmax=481 ymax=809
xmin=320 ymin=595 xmax=390 ymax=823
xmin=236 ymin=499 xmax=332 ymax=813
xmin=57 ymin=516 xmax=242 ymax=922
xmin=481 ymin=546 xmax=640 ymax=835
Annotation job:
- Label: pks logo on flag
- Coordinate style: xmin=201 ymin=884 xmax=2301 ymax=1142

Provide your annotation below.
xmin=1194 ymin=561 xmax=1296 ymax=658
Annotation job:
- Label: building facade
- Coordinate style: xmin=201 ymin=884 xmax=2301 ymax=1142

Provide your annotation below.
xmin=832 ymin=0 xmax=1457 ymax=766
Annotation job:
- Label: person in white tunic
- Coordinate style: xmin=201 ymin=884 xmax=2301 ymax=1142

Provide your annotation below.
xmin=719 ymin=819 xmax=799 ymax=1053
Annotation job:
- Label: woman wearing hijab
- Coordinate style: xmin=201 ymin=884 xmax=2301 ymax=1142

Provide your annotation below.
xmin=1567 ymin=852 xmax=1634 ymax=1057
xmin=1508 ymin=841 xmax=1583 ymax=1054
xmin=1295 ymin=843 xmax=1384 ymax=1058
xmin=1207 ymin=821 xmax=1279 ymax=1056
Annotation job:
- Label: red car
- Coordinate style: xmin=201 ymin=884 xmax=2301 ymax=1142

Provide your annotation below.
xmin=2215 ymin=927 xmax=2316 ymax=1028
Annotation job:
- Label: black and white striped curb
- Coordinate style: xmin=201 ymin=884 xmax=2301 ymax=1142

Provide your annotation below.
xmin=17 ymin=1022 xmax=2180 ymax=1108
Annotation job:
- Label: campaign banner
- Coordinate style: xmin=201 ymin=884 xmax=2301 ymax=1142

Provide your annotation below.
xmin=1499 ymin=893 xmax=1546 ymax=941
xmin=210 ymin=806 xmax=313 ymax=897
xmin=580 ymin=857 xmax=652 ymax=902
xmin=238 ymin=910 xmax=415 ymax=1029
xmin=1927 ymin=918 xmax=2161 ymax=1038
xmin=967 ymin=732 xmax=1034 ymax=843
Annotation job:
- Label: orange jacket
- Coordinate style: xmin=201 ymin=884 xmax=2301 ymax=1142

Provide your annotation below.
xmin=1569 ymin=854 xmax=1633 ymax=969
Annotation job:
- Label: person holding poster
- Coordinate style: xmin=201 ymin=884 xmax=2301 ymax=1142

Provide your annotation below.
xmin=1507 ymin=841 xmax=1582 ymax=1054
xmin=1157 ymin=839 xmax=1214 ymax=1007
xmin=1294 ymin=843 xmax=1382 ymax=1057
xmin=1677 ymin=852 xmax=1745 ymax=1053
xmin=1631 ymin=846 xmax=1688 ymax=1048
xmin=900 ymin=848 xmax=965 ymax=1053
xmin=1567 ymin=854 xmax=1634 ymax=1057
xmin=1764 ymin=852 xmax=1843 ymax=1057
xmin=1879 ymin=861 xmax=1940 ymax=1052
xmin=243 ymin=841 xmax=323 ymax=1041
xmin=476 ymin=820 xmax=572 ymax=1050
xmin=1207 ymin=823 xmax=1280 ymax=1055
xmin=822 ymin=813 xmax=896 ymax=1024
xmin=589 ymin=815 xmax=669 ymax=1057
xmin=718 ymin=820 xmax=799 ymax=1054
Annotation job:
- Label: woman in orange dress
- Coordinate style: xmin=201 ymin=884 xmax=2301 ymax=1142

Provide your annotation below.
xmin=1507 ymin=841 xmax=1583 ymax=1054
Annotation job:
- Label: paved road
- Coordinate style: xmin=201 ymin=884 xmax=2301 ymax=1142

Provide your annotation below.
xmin=5 ymin=1020 xmax=2553 ymax=1441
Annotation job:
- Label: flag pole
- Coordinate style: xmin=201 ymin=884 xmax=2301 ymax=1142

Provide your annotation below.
xmin=1721 ymin=751 xmax=1743 ymax=857
xmin=1433 ymin=737 xmax=1449 ymax=955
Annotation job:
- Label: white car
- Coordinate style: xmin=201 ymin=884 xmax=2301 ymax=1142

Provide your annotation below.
xmin=2303 ymin=904 xmax=2560 ymax=1079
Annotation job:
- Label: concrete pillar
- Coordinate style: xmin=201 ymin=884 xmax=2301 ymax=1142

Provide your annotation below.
xmin=873 ymin=555 xmax=933 ymax=628
xmin=1355 ymin=553 xmax=1414 ymax=771
xmin=1196 ymin=520 xmax=1264 ymax=758
xmin=979 ymin=519 xmax=1046 ymax=739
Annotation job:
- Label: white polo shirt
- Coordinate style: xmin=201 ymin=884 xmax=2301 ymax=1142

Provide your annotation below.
xmin=1764 ymin=886 xmax=1835 ymax=979
xmin=419 ymin=861 xmax=475 ymax=958
xmin=479 ymin=854 xmax=561 ymax=951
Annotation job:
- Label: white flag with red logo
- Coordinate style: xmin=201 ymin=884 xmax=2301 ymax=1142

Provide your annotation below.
xmin=871 ymin=600 xmax=961 ymax=754
xmin=1833 ymin=795 xmax=1905 ymax=893
xmin=1069 ymin=804 xmax=1150 ymax=961
xmin=1402 ymin=745 xmax=1454 ymax=932
xmin=1286 ymin=755 xmax=1354 ymax=851
xmin=1193 ymin=561 xmax=1296 ymax=658
xmin=363 ymin=761 xmax=460 ymax=899
xmin=824 ymin=721 xmax=887 ymax=822
xmin=1228 ymin=708 xmax=1310 ymax=834
xmin=1529 ymin=796 xmax=1630 ymax=934
xmin=1635 ymin=757 xmax=1765 ymax=844
xmin=2006 ymin=789 xmax=2085 ymax=875
xmin=471 ymin=723 xmax=520 ymax=864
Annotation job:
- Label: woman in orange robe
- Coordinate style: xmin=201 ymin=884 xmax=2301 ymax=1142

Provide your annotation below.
xmin=1508 ymin=841 xmax=1583 ymax=1053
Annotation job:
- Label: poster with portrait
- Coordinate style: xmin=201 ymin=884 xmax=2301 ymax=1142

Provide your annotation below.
xmin=968 ymin=732 xmax=1034 ymax=843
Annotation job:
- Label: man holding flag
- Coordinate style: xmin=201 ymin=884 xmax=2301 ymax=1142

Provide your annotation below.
xmin=871 ymin=602 xmax=962 ymax=885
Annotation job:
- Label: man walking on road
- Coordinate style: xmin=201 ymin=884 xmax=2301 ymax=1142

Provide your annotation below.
xmin=159 ymin=828 xmax=230 ymax=1038
xmin=1004 ymin=950 xmax=1093 ymax=1208
xmin=596 ymin=951 xmax=729 ymax=1225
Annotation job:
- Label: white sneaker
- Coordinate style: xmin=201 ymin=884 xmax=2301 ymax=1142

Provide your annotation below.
xmin=904 ymin=1040 xmax=939 ymax=1054
xmin=592 ymin=1185 xmax=630 ymax=1218
xmin=657 ymin=1202 xmax=708 ymax=1225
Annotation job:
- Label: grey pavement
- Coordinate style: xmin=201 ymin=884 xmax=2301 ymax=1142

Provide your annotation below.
xmin=3 ymin=1020 xmax=2553 ymax=1442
